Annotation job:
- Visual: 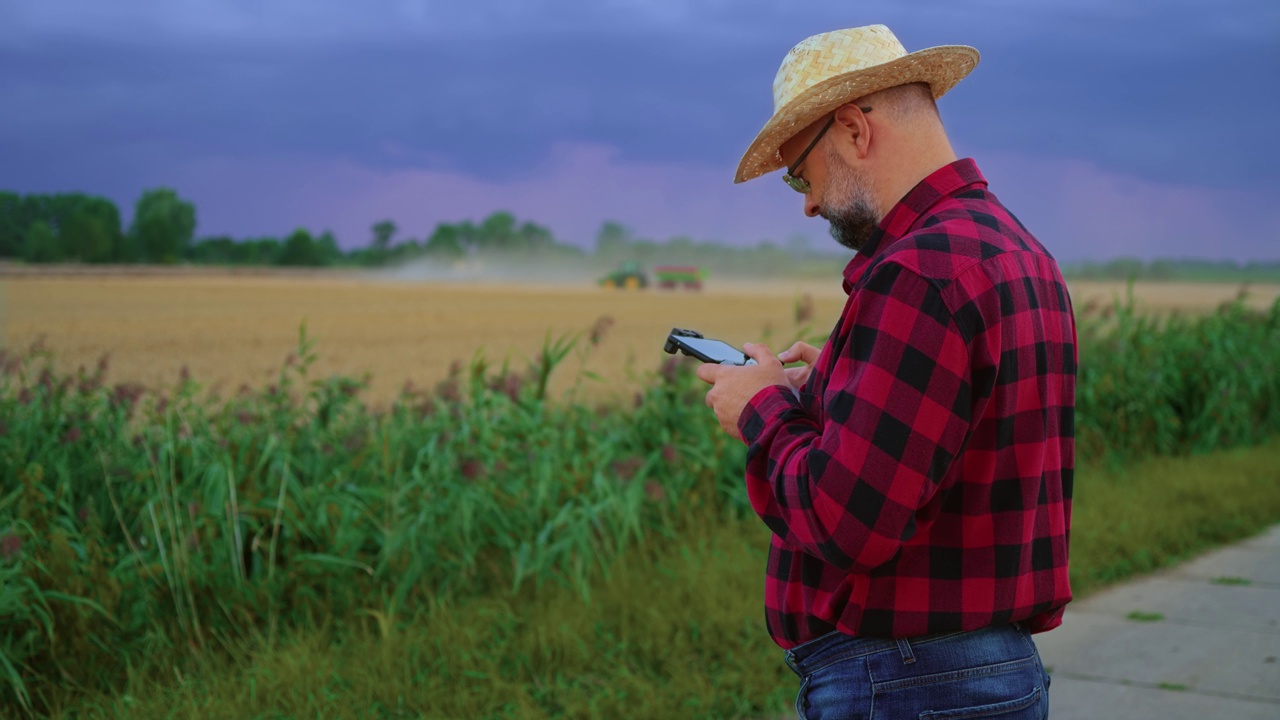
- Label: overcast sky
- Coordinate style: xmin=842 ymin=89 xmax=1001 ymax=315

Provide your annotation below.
xmin=1 ymin=0 xmax=1275 ymax=261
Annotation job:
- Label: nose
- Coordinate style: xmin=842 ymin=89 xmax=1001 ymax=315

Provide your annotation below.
xmin=804 ymin=196 xmax=821 ymax=218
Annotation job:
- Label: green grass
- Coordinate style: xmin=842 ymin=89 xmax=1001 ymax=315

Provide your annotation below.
xmin=46 ymin=440 xmax=1280 ymax=719
xmin=1073 ymin=287 xmax=1280 ymax=462
xmin=1068 ymin=443 xmax=1280 ymax=596
xmin=3 ymin=292 xmax=1280 ymax=718
xmin=1125 ymin=611 xmax=1166 ymax=623
xmin=1210 ymin=576 xmax=1253 ymax=586
xmin=53 ymin=518 xmax=793 ymax=720
xmin=1156 ymin=682 xmax=1189 ymax=692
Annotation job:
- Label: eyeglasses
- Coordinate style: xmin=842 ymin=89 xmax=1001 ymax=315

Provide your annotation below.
xmin=782 ymin=106 xmax=872 ymax=194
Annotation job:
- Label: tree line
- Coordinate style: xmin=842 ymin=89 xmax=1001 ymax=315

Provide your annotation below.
xmin=0 ymin=189 xmax=581 ymax=268
xmin=0 ymin=190 xmax=195 ymax=264
xmin=3 ymin=188 xmax=1277 ymax=281
xmin=1059 ymin=257 xmax=1280 ymax=283
xmin=0 ymin=188 xmax=844 ymax=275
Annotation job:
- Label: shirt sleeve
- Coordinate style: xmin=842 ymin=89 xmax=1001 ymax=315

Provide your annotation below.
xmin=737 ymin=261 xmax=975 ymax=573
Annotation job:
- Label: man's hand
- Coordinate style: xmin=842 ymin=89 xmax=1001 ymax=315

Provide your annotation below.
xmin=778 ymin=341 xmax=821 ymax=391
xmin=695 ymin=343 xmax=790 ymax=441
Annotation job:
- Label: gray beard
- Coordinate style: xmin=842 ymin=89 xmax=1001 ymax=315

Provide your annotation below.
xmin=820 ymin=144 xmax=880 ymax=252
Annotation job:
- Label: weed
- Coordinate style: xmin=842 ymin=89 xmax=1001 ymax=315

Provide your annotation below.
xmin=1126 ymin=611 xmax=1166 ymax=623
xmin=1210 ymin=577 xmax=1252 ymax=586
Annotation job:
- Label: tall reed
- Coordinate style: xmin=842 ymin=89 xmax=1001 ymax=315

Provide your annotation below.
xmin=2 ymin=291 xmax=1278 ymax=715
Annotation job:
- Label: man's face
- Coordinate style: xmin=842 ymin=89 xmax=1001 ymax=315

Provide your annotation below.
xmin=819 ymin=142 xmax=880 ymax=252
xmin=780 ymin=113 xmax=880 ymax=252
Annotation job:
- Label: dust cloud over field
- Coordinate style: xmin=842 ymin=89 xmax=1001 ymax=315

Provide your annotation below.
xmin=379 ymin=255 xmax=610 ymax=287
xmin=373 ymin=252 xmax=845 ymax=292
xmin=2 ymin=272 xmax=1274 ymax=406
xmin=0 ymin=273 xmax=846 ymax=406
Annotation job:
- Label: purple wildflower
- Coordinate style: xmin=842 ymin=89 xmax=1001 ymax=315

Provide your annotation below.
xmin=659 ymin=357 xmax=680 ymax=385
xmin=589 ymin=315 xmax=616 ymax=346
xmin=0 ymin=533 xmax=21 ymax=562
xmin=436 ymin=380 xmax=462 ymax=404
xmin=795 ymin=293 xmax=815 ymax=325
xmin=644 ymin=482 xmax=666 ymax=502
xmin=662 ymin=444 xmax=679 ymax=464
xmin=502 ymin=373 xmax=523 ymax=402
xmin=612 ymin=457 xmax=644 ymax=483
xmin=112 ymin=383 xmax=146 ymax=415
xmin=459 ymin=459 xmax=483 ymax=481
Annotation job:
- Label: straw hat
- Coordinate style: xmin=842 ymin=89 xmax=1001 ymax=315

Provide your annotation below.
xmin=734 ymin=24 xmax=980 ymax=184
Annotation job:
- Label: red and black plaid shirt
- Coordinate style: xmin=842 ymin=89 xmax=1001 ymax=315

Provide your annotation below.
xmin=739 ymin=158 xmax=1076 ymax=649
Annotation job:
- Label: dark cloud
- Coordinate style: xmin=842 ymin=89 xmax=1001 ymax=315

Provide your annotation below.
xmin=0 ymin=0 xmax=1275 ymax=255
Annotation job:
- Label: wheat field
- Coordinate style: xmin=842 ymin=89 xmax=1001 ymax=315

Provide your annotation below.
xmin=2 ymin=273 xmax=1275 ymax=405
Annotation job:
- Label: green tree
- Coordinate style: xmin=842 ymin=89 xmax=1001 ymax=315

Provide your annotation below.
xmin=61 ymin=195 xmax=122 ymax=262
xmin=1104 ymin=257 xmax=1145 ymax=281
xmin=629 ymin=237 xmax=660 ymax=266
xmin=371 ymin=220 xmax=397 ymax=253
xmin=22 ymin=220 xmax=61 ymax=263
xmin=316 ymin=231 xmax=342 ymax=265
xmin=455 ymin=220 xmax=479 ymax=251
xmin=425 ymin=224 xmax=465 ymax=259
xmin=785 ymin=233 xmax=813 ymax=258
xmin=62 ymin=210 xmax=116 ymax=263
xmin=278 ymin=228 xmax=323 ymax=266
xmin=665 ymin=235 xmax=696 ymax=263
xmin=129 ymin=188 xmax=196 ymax=264
xmin=595 ymin=221 xmax=631 ymax=259
xmin=0 ymin=192 xmax=123 ymax=261
xmin=237 ymin=238 xmax=282 ymax=265
xmin=518 ymin=221 xmax=555 ymax=252
xmin=0 ymin=191 xmax=25 ymax=257
xmin=187 ymin=236 xmax=238 ymax=264
xmin=477 ymin=211 xmax=517 ymax=251
xmin=1147 ymin=259 xmax=1176 ymax=281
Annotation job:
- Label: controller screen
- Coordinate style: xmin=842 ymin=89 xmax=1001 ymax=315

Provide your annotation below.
xmin=679 ymin=337 xmax=747 ymax=364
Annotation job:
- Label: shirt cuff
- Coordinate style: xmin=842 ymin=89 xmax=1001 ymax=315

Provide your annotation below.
xmin=738 ymin=384 xmax=804 ymax=445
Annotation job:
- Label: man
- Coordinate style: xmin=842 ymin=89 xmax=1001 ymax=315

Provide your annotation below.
xmin=696 ymin=24 xmax=1075 ymax=719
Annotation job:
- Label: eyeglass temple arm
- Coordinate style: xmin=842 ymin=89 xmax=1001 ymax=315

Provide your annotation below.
xmin=785 ymin=106 xmax=872 ymax=175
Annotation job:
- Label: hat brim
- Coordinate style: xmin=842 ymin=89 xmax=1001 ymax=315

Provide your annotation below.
xmin=733 ymin=45 xmax=980 ymax=184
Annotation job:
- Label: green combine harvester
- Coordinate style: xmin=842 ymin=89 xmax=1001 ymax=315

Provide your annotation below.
xmin=597 ymin=260 xmax=649 ymax=290
xmin=597 ymin=263 xmax=707 ymax=291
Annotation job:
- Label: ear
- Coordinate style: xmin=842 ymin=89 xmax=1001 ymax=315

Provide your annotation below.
xmin=831 ymin=103 xmax=872 ymax=160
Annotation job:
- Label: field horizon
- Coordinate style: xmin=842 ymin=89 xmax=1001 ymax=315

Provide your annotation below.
xmin=4 ymin=271 xmax=1277 ymax=406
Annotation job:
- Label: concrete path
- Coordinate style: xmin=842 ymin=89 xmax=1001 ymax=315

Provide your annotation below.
xmin=1034 ymin=524 xmax=1280 ymax=719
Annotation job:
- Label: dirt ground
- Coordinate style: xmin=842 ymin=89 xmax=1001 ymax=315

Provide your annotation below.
xmin=2 ymin=270 xmax=1275 ymax=405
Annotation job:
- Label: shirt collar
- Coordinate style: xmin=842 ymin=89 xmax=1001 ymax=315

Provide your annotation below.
xmin=841 ymin=158 xmax=988 ymax=293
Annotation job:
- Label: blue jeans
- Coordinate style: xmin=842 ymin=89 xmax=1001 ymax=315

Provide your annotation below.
xmin=784 ymin=623 xmax=1052 ymax=719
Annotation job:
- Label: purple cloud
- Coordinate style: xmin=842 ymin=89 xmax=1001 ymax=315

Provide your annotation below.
xmin=1 ymin=0 xmax=1276 ymax=260
xmin=149 ymin=138 xmax=1270 ymax=263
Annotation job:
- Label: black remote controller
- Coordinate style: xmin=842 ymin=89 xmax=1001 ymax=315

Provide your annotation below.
xmin=663 ymin=328 xmax=756 ymax=365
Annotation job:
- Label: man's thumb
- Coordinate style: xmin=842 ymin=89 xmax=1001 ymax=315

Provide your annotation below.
xmin=743 ymin=342 xmax=772 ymax=361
